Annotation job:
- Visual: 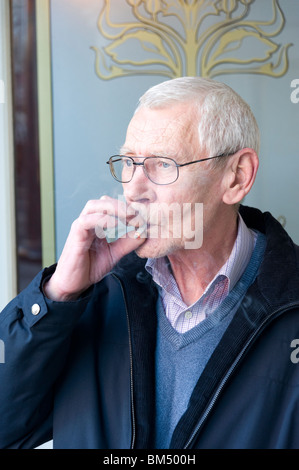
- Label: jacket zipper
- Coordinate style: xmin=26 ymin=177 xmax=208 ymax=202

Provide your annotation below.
xmin=183 ymin=301 xmax=299 ymax=449
xmin=112 ymin=274 xmax=136 ymax=449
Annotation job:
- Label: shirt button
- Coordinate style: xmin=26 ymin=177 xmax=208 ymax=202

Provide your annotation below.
xmin=31 ymin=303 xmax=41 ymax=316
xmin=185 ymin=310 xmax=192 ymax=320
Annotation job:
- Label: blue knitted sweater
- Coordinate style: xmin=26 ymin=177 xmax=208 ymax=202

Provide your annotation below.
xmin=154 ymin=232 xmax=266 ymax=448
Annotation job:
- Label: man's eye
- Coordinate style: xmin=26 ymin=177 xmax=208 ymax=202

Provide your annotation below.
xmin=124 ymin=159 xmax=133 ymax=167
xmin=158 ymin=160 xmax=171 ymax=169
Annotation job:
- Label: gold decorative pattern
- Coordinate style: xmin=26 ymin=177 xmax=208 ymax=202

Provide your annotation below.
xmin=91 ymin=0 xmax=292 ymax=80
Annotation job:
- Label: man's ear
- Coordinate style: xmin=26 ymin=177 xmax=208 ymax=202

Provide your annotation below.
xmin=222 ymin=148 xmax=259 ymax=205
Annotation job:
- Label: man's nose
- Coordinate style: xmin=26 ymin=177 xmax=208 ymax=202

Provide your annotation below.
xmin=123 ymin=165 xmax=155 ymax=203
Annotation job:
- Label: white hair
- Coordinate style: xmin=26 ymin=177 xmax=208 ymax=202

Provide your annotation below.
xmin=136 ymin=76 xmax=260 ymax=157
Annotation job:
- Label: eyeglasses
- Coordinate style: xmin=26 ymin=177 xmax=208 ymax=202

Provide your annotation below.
xmin=106 ymin=153 xmax=231 ymax=185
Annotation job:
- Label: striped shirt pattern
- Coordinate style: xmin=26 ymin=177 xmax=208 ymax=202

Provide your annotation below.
xmin=146 ymin=214 xmax=257 ymax=333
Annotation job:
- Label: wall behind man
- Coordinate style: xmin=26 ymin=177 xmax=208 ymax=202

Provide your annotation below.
xmin=48 ymin=0 xmax=299 ymax=259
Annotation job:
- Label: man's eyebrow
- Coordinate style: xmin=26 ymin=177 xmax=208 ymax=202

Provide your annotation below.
xmin=119 ymin=147 xmax=181 ymax=160
xmin=119 ymin=147 xmax=132 ymax=155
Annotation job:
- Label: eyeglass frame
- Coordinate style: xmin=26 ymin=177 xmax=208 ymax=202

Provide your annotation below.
xmin=106 ymin=152 xmax=234 ymax=185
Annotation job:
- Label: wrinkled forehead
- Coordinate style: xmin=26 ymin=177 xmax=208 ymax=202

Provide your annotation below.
xmin=123 ymin=104 xmax=199 ymax=158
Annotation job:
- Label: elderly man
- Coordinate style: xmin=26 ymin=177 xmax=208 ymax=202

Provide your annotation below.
xmin=1 ymin=77 xmax=299 ymax=449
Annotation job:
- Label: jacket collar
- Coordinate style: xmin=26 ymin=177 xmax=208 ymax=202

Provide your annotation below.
xmin=240 ymin=205 xmax=299 ymax=310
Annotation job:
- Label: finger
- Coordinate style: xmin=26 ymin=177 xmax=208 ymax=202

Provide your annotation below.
xmin=74 ymin=212 xmax=116 ymax=237
xmin=103 ymin=210 xmax=147 ymax=243
xmin=80 ymin=196 xmax=128 ymax=221
xmin=79 ymin=198 xmax=148 ymax=244
xmin=110 ymin=226 xmax=147 ymax=256
xmin=102 ymin=220 xmax=135 ymax=243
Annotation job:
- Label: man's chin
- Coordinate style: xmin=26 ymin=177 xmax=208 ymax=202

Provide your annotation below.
xmin=134 ymin=237 xmax=176 ymax=259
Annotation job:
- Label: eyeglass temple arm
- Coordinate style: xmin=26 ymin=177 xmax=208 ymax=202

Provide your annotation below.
xmin=106 ymin=153 xmax=233 ymax=167
xmin=176 ymin=153 xmax=229 ymax=168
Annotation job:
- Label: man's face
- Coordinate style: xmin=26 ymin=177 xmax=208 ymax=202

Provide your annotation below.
xmin=122 ymin=103 xmax=226 ymax=258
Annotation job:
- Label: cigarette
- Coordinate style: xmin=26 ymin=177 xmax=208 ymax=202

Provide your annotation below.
xmin=134 ymin=229 xmax=142 ymax=239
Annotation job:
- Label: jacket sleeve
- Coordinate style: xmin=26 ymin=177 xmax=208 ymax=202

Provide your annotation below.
xmin=0 ymin=265 xmax=92 ymax=449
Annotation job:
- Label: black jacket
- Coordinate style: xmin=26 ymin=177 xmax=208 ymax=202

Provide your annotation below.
xmin=0 ymin=206 xmax=299 ymax=449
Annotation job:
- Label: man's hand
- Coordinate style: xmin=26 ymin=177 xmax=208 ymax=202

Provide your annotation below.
xmin=43 ymin=196 xmax=146 ymax=301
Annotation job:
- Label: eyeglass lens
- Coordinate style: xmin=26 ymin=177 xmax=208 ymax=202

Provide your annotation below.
xmin=110 ymin=156 xmax=178 ymax=185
